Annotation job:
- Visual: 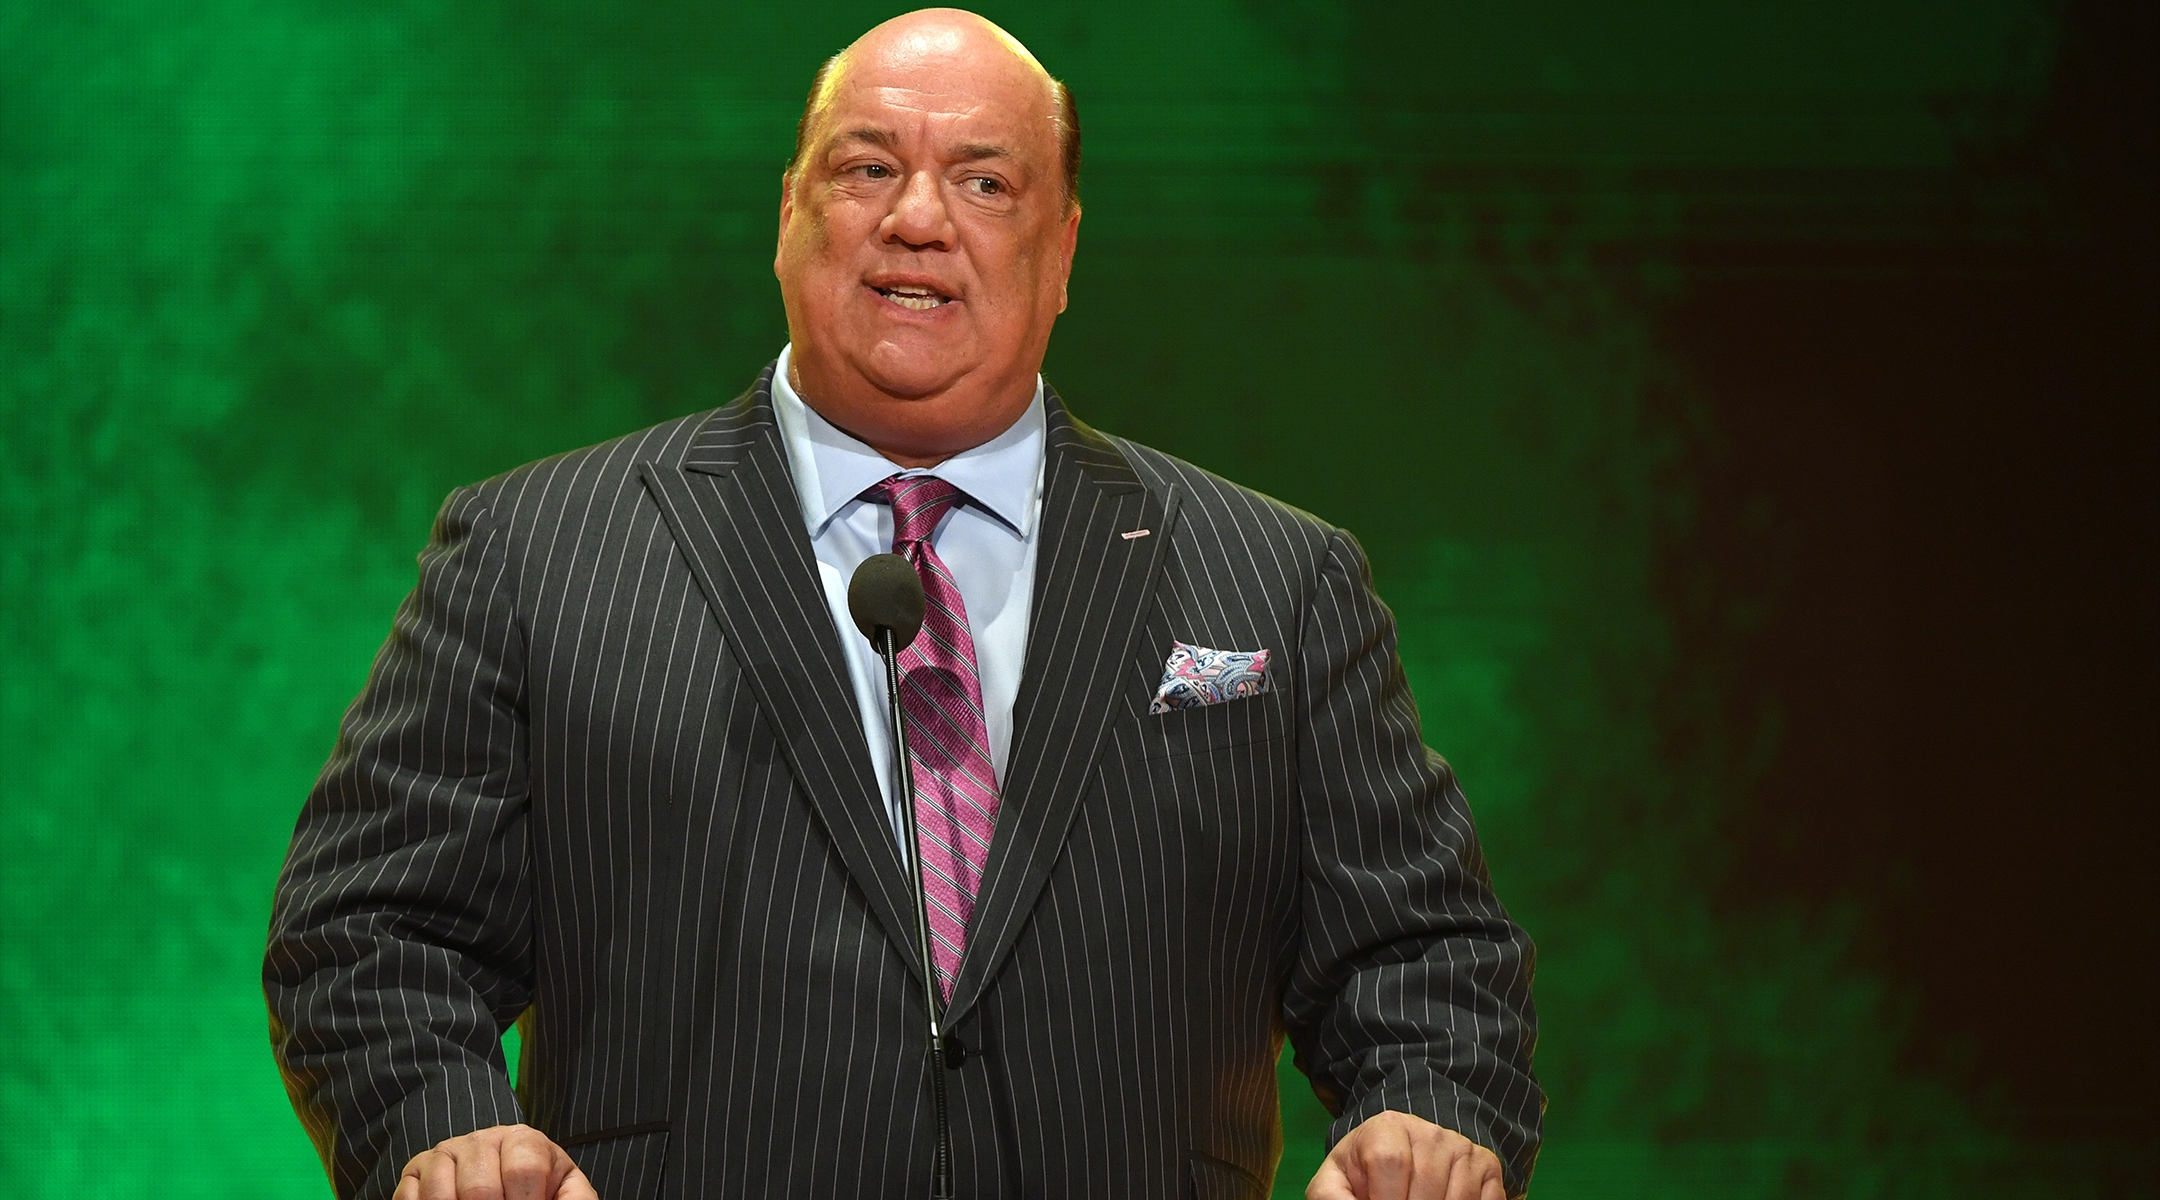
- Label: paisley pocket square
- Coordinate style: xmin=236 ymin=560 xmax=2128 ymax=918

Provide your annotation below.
xmin=1149 ymin=641 xmax=1273 ymax=714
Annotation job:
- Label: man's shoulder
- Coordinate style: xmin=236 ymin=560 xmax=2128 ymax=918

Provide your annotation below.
xmin=457 ymin=400 xmax=742 ymax=520
xmin=1103 ymin=431 xmax=1343 ymax=554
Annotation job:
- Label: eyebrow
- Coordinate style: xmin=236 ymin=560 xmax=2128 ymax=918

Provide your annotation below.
xmin=831 ymin=127 xmax=1017 ymax=164
xmin=834 ymin=126 xmax=903 ymax=151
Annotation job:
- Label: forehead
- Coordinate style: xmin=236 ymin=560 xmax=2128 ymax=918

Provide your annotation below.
xmin=818 ymin=40 xmax=1057 ymax=155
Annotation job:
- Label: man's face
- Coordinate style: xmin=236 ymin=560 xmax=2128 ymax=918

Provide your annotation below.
xmin=774 ymin=25 xmax=1079 ymax=465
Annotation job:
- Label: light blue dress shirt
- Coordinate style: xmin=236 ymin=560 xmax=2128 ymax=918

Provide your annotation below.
xmin=770 ymin=344 xmax=1046 ymax=851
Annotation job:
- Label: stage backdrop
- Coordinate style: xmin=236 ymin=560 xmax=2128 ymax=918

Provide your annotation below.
xmin=5 ymin=2 xmax=2152 ymax=1197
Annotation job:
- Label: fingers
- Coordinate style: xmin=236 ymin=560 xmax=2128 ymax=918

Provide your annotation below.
xmin=1316 ymin=1115 xmax=1415 ymax=1200
xmin=1366 ymin=1120 xmax=1418 ymax=1200
xmin=395 ymin=1126 xmax=585 ymax=1200
xmin=418 ymin=1147 xmax=463 ymax=1200
xmin=454 ymin=1134 xmax=506 ymax=1200
xmin=1435 ymin=1131 xmax=1506 ymax=1200
xmin=1439 ymin=1133 xmax=1506 ymax=1200
xmin=497 ymin=1128 xmax=560 ymax=1200
xmin=556 ymin=1166 xmax=602 ymax=1200
xmin=1439 ymin=1148 xmax=1482 ymax=1200
xmin=1468 ymin=1140 xmax=1507 ymax=1200
xmin=1316 ymin=1112 xmax=1509 ymax=1200
xmin=1403 ymin=1120 xmax=1465 ymax=1200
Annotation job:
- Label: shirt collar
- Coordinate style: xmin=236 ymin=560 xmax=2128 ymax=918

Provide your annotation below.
xmin=771 ymin=343 xmax=1046 ymax=541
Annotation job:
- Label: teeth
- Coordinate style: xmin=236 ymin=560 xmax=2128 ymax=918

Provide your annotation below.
xmin=879 ymin=286 xmax=947 ymax=311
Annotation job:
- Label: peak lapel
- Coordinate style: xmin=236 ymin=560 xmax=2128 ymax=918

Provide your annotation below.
xmin=942 ymin=391 xmax=1180 ymax=1025
xmin=637 ymin=371 xmax=927 ymax=993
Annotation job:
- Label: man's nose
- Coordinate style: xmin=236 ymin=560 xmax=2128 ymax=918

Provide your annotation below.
xmin=879 ymin=169 xmax=955 ymax=251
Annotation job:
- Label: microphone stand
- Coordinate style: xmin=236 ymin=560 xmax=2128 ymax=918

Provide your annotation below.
xmin=876 ymin=626 xmax=958 ymax=1200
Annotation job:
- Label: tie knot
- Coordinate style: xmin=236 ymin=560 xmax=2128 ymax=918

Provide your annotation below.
xmin=862 ymin=474 xmax=967 ymax=546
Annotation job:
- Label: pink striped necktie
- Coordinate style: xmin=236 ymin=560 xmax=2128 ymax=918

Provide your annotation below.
xmin=861 ymin=474 xmax=1000 ymax=1001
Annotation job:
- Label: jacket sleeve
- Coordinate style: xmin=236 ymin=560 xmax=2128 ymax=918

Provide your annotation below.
xmin=265 ymin=484 xmax=533 ymax=1199
xmin=1282 ymin=528 xmax=1543 ymax=1196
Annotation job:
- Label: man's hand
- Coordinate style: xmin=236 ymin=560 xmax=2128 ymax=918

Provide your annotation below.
xmin=1307 ymin=1111 xmax=1506 ymax=1200
xmin=392 ymin=1125 xmax=597 ymax=1200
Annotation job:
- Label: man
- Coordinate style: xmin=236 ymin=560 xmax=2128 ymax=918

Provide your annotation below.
xmin=266 ymin=10 xmax=1541 ymax=1200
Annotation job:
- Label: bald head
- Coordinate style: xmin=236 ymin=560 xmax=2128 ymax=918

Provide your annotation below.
xmin=771 ymin=6 xmax=1085 ymax=465
xmin=786 ymin=9 xmax=1081 ymax=213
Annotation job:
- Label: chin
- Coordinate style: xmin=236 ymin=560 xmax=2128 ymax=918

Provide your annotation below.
xmin=839 ymin=406 xmax=979 ymax=465
xmin=858 ymin=348 xmax=973 ymax=402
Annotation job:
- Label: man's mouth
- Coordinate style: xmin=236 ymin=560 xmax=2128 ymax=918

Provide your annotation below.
xmin=873 ymin=284 xmax=952 ymax=312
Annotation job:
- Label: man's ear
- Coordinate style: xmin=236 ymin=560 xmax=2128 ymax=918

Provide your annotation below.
xmin=1056 ymin=206 xmax=1081 ymax=313
xmin=774 ymin=172 xmax=797 ymax=277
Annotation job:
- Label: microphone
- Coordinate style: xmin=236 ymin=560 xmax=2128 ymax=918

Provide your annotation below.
xmin=846 ymin=553 xmax=956 ymax=1200
xmin=848 ymin=551 xmax=927 ymax=652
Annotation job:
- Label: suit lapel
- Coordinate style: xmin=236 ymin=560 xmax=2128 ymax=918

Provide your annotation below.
xmin=943 ymin=390 xmax=1180 ymax=1025
xmin=638 ymin=370 xmax=928 ymax=993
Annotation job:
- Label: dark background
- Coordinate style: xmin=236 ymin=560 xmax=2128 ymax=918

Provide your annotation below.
xmin=1679 ymin=0 xmax=2156 ymax=1144
xmin=3 ymin=1 xmax=2152 ymax=1195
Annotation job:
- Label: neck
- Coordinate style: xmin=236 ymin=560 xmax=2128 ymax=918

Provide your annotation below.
xmin=787 ymin=355 xmax=1025 ymax=470
xmin=789 ymin=359 xmax=954 ymax=468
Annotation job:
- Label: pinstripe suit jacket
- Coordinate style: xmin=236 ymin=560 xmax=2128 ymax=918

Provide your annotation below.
xmin=266 ymin=366 xmax=1542 ymax=1200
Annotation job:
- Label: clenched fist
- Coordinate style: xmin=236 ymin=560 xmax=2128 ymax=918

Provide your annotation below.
xmin=1307 ymin=1111 xmax=1507 ymax=1200
xmin=393 ymin=1124 xmax=597 ymax=1200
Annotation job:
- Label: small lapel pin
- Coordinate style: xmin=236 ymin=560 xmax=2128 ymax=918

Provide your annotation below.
xmin=1121 ymin=528 xmax=1151 ymax=540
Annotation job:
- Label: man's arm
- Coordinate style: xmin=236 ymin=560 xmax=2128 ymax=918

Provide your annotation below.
xmin=265 ymin=485 xmax=538 ymax=1199
xmin=1284 ymin=529 xmax=1543 ymax=1198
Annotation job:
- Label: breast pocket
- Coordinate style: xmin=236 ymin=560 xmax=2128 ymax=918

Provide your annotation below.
xmin=1133 ymin=688 xmax=1292 ymax=761
xmin=1189 ymin=1150 xmax=1269 ymax=1200
xmin=561 ymin=1127 xmax=668 ymax=1200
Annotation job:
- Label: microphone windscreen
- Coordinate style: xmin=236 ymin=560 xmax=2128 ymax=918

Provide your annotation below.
xmin=848 ymin=553 xmax=926 ymax=652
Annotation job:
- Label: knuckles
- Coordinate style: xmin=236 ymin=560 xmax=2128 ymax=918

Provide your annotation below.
xmin=1360 ymin=1146 xmax=1413 ymax=1175
xmin=501 ymin=1144 xmax=553 ymax=1183
xmin=1320 ymin=1113 xmax=1506 ymax=1198
xmin=407 ymin=1125 xmax=571 ymax=1196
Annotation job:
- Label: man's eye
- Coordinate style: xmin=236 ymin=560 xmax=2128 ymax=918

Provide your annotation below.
xmin=860 ymin=164 xmax=892 ymax=180
xmin=968 ymin=178 xmax=1003 ymax=195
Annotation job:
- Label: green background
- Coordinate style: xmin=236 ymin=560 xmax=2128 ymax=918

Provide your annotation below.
xmin=4 ymin=2 xmax=2151 ymax=1196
